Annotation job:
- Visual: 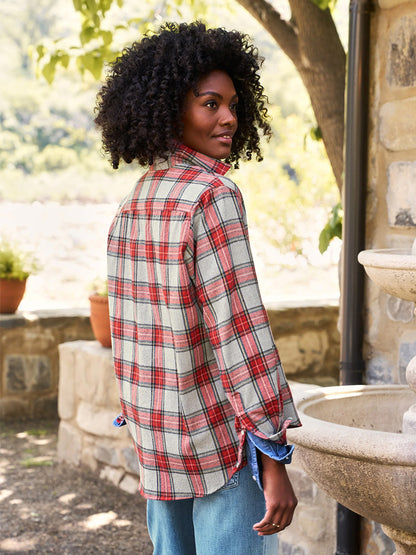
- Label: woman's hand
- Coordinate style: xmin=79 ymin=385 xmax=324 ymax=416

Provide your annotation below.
xmin=252 ymin=452 xmax=298 ymax=535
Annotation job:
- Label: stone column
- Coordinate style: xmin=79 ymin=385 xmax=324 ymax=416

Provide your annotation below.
xmin=58 ymin=340 xmax=139 ymax=494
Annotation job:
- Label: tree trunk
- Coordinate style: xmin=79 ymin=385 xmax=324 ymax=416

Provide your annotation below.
xmin=236 ymin=0 xmax=346 ymax=193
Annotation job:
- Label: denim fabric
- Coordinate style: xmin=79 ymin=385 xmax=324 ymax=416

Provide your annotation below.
xmin=147 ymin=463 xmax=278 ymax=555
xmin=246 ymin=432 xmax=294 ymax=491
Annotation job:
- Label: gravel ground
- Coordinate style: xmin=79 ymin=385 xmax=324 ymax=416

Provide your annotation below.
xmin=0 ymin=419 xmax=153 ymax=554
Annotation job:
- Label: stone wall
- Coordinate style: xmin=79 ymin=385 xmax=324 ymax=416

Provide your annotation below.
xmin=0 ymin=302 xmax=340 ymax=421
xmin=0 ymin=310 xmax=94 ymax=420
xmin=365 ymin=0 xmax=416 ymax=383
xmin=267 ymin=301 xmax=340 ymax=386
xmin=57 ymin=341 xmax=138 ymax=495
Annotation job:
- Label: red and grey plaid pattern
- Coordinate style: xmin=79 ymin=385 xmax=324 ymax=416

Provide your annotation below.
xmin=107 ymin=145 xmax=301 ymax=500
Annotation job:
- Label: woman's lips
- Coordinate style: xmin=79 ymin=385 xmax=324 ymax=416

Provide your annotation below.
xmin=214 ymin=134 xmax=233 ymax=144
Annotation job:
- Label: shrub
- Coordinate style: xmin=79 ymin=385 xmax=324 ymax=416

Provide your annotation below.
xmin=0 ymin=240 xmax=41 ymax=280
xmin=33 ymin=144 xmax=79 ymax=172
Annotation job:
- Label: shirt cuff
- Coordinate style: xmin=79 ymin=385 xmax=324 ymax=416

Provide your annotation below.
xmin=246 ymin=431 xmax=294 ymax=491
xmin=113 ymin=413 xmax=127 ymax=427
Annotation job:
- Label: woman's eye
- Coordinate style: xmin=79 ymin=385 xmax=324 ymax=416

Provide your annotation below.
xmin=230 ymin=103 xmax=238 ymax=112
xmin=205 ymin=100 xmax=217 ymax=109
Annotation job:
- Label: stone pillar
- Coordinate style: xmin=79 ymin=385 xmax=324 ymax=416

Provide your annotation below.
xmin=365 ymin=2 xmax=416 ymax=384
xmin=361 ymin=2 xmax=416 ymax=552
xmin=57 ymin=340 xmax=139 ymax=494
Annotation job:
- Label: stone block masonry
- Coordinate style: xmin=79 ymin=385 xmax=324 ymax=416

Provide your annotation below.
xmin=0 ymin=310 xmax=94 ymax=419
xmin=366 ymin=0 xmax=416 ymax=392
xmin=57 ymin=341 xmax=139 ymax=494
xmin=267 ymin=300 xmax=340 ymax=386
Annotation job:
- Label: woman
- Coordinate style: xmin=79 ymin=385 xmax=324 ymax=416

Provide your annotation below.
xmin=95 ymin=21 xmax=301 ymax=555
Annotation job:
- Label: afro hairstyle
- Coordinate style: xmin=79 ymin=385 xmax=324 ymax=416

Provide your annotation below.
xmin=94 ymin=21 xmax=272 ymax=169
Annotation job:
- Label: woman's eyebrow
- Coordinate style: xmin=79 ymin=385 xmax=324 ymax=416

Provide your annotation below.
xmin=196 ymin=91 xmax=239 ymax=100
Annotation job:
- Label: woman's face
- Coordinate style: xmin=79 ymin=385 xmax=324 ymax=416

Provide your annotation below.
xmin=181 ymin=70 xmax=238 ymax=160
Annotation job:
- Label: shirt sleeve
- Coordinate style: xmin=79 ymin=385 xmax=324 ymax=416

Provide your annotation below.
xmin=190 ymin=182 xmax=301 ymax=444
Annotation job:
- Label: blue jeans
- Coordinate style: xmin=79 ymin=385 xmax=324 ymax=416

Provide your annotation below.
xmin=146 ymin=463 xmax=278 ymax=555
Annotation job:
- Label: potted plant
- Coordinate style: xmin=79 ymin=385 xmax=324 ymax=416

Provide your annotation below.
xmin=0 ymin=240 xmax=40 ymax=313
xmin=89 ymin=277 xmax=111 ymax=348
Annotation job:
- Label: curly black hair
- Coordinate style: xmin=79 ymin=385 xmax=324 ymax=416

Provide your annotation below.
xmin=95 ymin=21 xmax=271 ymax=169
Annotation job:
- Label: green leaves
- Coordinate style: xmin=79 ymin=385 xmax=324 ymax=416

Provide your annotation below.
xmin=309 ymin=125 xmax=322 ymax=142
xmin=77 ymin=52 xmax=105 ymax=80
xmin=74 ymin=0 xmax=121 ymax=20
xmin=40 ymin=51 xmax=69 ymax=84
xmin=80 ymin=25 xmax=96 ymax=46
xmin=36 ymin=0 xmax=123 ymax=82
xmin=0 ymin=240 xmax=41 ymax=280
xmin=309 ymin=0 xmax=337 ymax=11
xmin=319 ymin=202 xmax=343 ymax=253
xmin=35 ymin=0 xmax=232 ymax=83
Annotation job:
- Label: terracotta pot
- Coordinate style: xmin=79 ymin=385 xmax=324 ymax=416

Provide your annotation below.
xmin=0 ymin=278 xmax=27 ymax=313
xmin=89 ymin=294 xmax=111 ymax=348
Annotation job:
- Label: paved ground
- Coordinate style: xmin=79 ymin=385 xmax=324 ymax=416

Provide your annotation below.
xmin=0 ymin=419 xmax=153 ymax=554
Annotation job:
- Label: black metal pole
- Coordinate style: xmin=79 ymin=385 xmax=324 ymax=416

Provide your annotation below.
xmin=340 ymin=0 xmax=372 ymax=387
xmin=337 ymin=0 xmax=373 ymax=553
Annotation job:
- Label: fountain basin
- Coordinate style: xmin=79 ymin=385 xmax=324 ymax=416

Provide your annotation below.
xmin=287 ymin=385 xmax=416 ymax=533
xmin=358 ymin=249 xmax=416 ymax=301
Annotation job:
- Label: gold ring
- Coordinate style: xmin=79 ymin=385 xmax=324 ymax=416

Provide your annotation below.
xmin=272 ymin=523 xmax=280 ymax=528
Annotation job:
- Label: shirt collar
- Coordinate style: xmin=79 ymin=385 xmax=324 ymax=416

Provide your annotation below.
xmin=152 ymin=144 xmax=230 ymax=176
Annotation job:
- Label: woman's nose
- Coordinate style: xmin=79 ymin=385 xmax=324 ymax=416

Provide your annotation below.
xmin=219 ymin=107 xmax=237 ymax=126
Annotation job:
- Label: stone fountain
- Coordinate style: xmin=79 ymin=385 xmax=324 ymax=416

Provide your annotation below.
xmin=287 ymin=243 xmax=416 ymax=555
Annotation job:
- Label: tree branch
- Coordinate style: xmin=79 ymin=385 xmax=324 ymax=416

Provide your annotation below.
xmin=235 ymin=0 xmax=301 ymax=67
xmin=289 ymin=0 xmax=346 ymax=190
xmin=237 ymin=0 xmax=346 ymax=191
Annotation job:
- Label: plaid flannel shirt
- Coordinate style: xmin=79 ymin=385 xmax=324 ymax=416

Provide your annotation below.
xmin=107 ymin=144 xmax=301 ymax=500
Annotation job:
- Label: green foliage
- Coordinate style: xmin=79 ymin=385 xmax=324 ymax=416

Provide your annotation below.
xmin=0 ymin=240 xmax=41 ymax=280
xmin=233 ymin=107 xmax=339 ymax=260
xmin=0 ymin=0 xmax=59 ymax=77
xmin=25 ymin=428 xmax=50 ymax=437
xmin=309 ymin=0 xmax=337 ymax=11
xmin=20 ymin=458 xmax=54 ymax=467
xmin=33 ymin=145 xmax=79 ymax=172
xmin=39 ymin=50 xmax=71 ymax=84
xmin=308 ymin=125 xmax=323 ymax=142
xmin=319 ymin=202 xmax=343 ymax=253
xmin=34 ymin=0 xmax=232 ymax=81
xmin=35 ymin=0 xmax=125 ymax=82
xmin=0 ymin=81 xmax=96 ymax=174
